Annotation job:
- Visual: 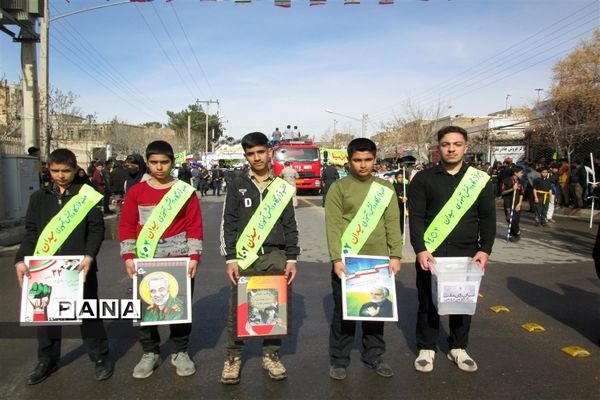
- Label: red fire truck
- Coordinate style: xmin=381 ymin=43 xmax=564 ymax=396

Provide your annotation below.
xmin=271 ymin=140 xmax=322 ymax=193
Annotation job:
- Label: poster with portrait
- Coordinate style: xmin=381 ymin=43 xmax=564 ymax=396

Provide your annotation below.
xmin=20 ymin=256 xmax=85 ymax=326
xmin=341 ymin=255 xmax=398 ymax=322
xmin=235 ymin=274 xmax=290 ymax=339
xmin=133 ymin=258 xmax=191 ymax=326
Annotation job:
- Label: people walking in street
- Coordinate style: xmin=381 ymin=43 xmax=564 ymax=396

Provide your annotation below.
xmin=569 ymin=160 xmax=586 ymax=208
xmin=119 ymin=140 xmax=202 ymax=379
xmin=321 ymin=162 xmax=340 ymax=207
xmin=533 ymin=166 xmax=553 ymax=227
xmin=392 ymin=170 xmax=407 ymax=235
xmin=325 ymin=138 xmax=402 ymax=380
xmin=408 ymin=126 xmax=495 ymax=373
xmin=14 ymin=148 xmax=113 ymax=385
xmin=219 ymin=131 xmax=299 ymax=385
xmin=501 ymin=166 xmax=524 ymax=241
xmin=211 ymin=165 xmax=224 ymax=196
xmin=124 ymin=153 xmax=149 ymax=193
xmin=280 ymin=161 xmax=299 ymax=207
xmin=91 ymin=162 xmax=114 ymax=215
xmin=557 ymin=159 xmax=570 ymax=207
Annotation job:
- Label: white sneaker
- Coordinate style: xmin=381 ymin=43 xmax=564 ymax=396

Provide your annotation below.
xmin=447 ymin=348 xmax=478 ymax=372
xmin=171 ymin=352 xmax=196 ymax=377
xmin=414 ymin=349 xmax=435 ymax=373
xmin=132 ymin=353 xmax=160 ymax=379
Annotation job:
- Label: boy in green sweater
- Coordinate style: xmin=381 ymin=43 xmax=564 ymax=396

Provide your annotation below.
xmin=325 ymin=138 xmax=402 ymax=380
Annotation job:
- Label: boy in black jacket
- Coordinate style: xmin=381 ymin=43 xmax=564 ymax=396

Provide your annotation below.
xmin=14 ymin=149 xmax=112 ymax=385
xmin=219 ymin=132 xmax=299 ymax=385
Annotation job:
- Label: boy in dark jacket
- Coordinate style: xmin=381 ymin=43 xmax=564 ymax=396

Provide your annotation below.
xmin=219 ymin=131 xmax=299 ymax=385
xmin=14 ymin=149 xmax=112 ymax=385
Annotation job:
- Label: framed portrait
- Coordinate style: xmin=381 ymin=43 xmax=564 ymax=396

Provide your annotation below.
xmin=235 ymin=274 xmax=290 ymax=339
xmin=20 ymin=256 xmax=85 ymax=326
xmin=133 ymin=258 xmax=192 ymax=326
xmin=341 ymin=254 xmax=398 ymax=322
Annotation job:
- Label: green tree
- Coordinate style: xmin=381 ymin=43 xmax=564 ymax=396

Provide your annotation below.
xmin=166 ymin=103 xmax=222 ymax=153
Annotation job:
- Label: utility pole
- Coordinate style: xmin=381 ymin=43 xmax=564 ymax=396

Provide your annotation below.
xmin=505 ymin=94 xmax=511 ymax=117
xmin=196 ymin=99 xmax=219 ymax=157
xmin=40 ymin=0 xmax=49 ymax=159
xmin=535 ymin=88 xmax=544 ymax=104
xmin=187 ymin=114 xmax=191 ymax=154
xmin=361 ymin=113 xmax=368 ymax=138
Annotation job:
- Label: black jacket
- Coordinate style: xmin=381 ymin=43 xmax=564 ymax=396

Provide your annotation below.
xmin=408 ymin=163 xmax=496 ymax=257
xmin=220 ymin=172 xmax=299 ymax=262
xmin=15 ymin=183 xmax=105 ymax=270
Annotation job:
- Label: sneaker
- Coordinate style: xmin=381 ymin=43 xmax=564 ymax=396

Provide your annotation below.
xmin=171 ymin=352 xmax=196 ymax=377
xmin=262 ymin=353 xmax=287 ymax=381
xmin=94 ymin=358 xmax=114 ymax=381
xmin=132 ymin=353 xmax=160 ymax=379
xmin=364 ymin=359 xmax=393 ymax=378
xmin=414 ymin=349 xmax=435 ymax=373
xmin=447 ymin=348 xmax=478 ymax=372
xmin=329 ymin=365 xmax=347 ymax=380
xmin=27 ymin=361 xmax=58 ymax=385
xmin=221 ymin=356 xmax=241 ymax=385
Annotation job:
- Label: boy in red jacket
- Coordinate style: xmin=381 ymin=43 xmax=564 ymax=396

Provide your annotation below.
xmin=119 ymin=140 xmax=202 ymax=379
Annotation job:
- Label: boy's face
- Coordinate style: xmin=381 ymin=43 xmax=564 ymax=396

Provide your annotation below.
xmin=146 ymin=154 xmax=173 ymax=180
xmin=439 ymin=132 xmax=468 ymax=165
xmin=541 ymin=170 xmax=549 ymax=178
xmin=348 ymin=150 xmax=375 ymax=181
xmin=244 ymin=145 xmax=271 ymax=174
xmin=49 ymin=163 xmax=76 ymax=188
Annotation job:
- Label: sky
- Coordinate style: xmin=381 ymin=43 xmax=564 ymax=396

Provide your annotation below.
xmin=1 ymin=0 xmax=598 ymax=140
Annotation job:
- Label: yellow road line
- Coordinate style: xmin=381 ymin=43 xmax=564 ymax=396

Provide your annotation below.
xmin=298 ymin=197 xmax=323 ymax=210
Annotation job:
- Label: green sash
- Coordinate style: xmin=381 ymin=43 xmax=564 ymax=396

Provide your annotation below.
xmin=34 ymin=184 xmax=103 ymax=256
xmin=236 ymin=178 xmax=294 ymax=270
xmin=423 ymin=167 xmax=490 ymax=253
xmin=340 ymin=181 xmax=395 ymax=256
xmin=136 ymin=180 xmax=196 ymax=259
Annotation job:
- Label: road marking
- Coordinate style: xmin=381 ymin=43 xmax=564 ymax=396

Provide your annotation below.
xmin=299 ymin=197 xmax=323 ymax=210
xmin=521 ymin=322 xmax=545 ymax=332
xmin=561 ymin=346 xmax=591 ymax=357
xmin=490 ymin=305 xmax=510 ymax=313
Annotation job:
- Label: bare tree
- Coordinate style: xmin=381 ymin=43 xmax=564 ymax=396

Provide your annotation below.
xmin=47 ymin=87 xmax=82 ymax=159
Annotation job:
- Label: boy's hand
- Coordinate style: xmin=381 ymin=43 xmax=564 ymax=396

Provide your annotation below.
xmin=416 ymin=251 xmax=436 ymax=271
xmin=15 ymin=262 xmax=30 ymax=288
xmin=473 ymin=251 xmax=490 ymax=270
xmin=77 ymin=256 xmax=93 ymax=282
xmin=333 ymin=261 xmax=347 ymax=279
xmin=125 ymin=259 xmax=136 ymax=279
xmin=188 ymin=260 xmax=198 ymax=278
xmin=284 ymin=262 xmax=297 ymax=285
xmin=388 ymin=258 xmax=401 ymax=276
xmin=226 ymin=261 xmax=240 ymax=285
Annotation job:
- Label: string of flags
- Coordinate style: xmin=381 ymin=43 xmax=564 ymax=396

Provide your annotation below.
xmin=106 ymin=0 xmax=434 ymax=6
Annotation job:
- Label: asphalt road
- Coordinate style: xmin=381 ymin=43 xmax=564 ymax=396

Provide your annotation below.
xmin=0 ymin=193 xmax=598 ymax=400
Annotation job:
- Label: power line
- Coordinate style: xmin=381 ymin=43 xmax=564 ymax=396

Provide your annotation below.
xmin=134 ymin=3 xmax=197 ymax=100
xmin=169 ymin=3 xmax=217 ymax=100
xmin=150 ymin=1 xmax=206 ymax=99
xmin=50 ymin=44 xmax=159 ymax=120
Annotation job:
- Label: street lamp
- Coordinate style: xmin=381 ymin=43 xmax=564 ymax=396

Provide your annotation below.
xmin=505 ymin=94 xmax=512 ymax=117
xmin=325 ymin=108 xmax=368 ymax=137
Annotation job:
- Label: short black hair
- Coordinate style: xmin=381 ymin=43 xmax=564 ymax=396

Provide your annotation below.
xmin=347 ymin=138 xmax=376 ymax=158
xmin=27 ymin=146 xmax=40 ymax=156
xmin=146 ymin=140 xmax=174 ymax=161
xmin=48 ymin=148 xmax=77 ymax=169
xmin=241 ymin=132 xmax=269 ymax=150
xmin=511 ymin=165 xmax=523 ymax=174
xmin=437 ymin=126 xmax=468 ymax=142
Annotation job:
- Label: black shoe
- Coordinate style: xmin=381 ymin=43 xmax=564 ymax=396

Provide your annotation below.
xmin=363 ymin=359 xmax=394 ymax=378
xmin=27 ymin=362 xmax=58 ymax=385
xmin=329 ymin=365 xmax=347 ymax=380
xmin=94 ymin=358 xmax=114 ymax=381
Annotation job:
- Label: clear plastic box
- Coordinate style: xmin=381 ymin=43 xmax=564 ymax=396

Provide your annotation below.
xmin=430 ymin=257 xmax=484 ymax=315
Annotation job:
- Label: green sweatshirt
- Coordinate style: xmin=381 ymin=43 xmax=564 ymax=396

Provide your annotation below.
xmin=325 ymin=174 xmax=403 ymax=263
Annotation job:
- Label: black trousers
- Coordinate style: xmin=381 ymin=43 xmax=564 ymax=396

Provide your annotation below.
xmin=415 ymin=262 xmax=471 ymax=351
xmin=37 ymin=270 xmax=109 ymax=364
xmin=329 ymin=273 xmax=385 ymax=368
xmin=138 ymin=278 xmax=194 ymax=354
